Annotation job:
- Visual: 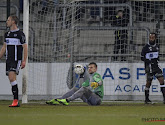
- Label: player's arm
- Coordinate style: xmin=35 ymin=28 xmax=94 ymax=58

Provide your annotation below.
xmin=141 ymin=46 xmax=151 ymax=64
xmin=157 ymin=44 xmax=160 ymax=61
xmin=94 ymin=74 xmax=103 ymax=85
xmin=0 ymin=43 xmax=6 ymax=59
xmin=91 ymin=74 xmax=103 ymax=89
xmin=21 ymin=43 xmax=28 ymax=69
xmin=82 ymin=80 xmax=89 ymax=87
xmin=20 ymin=32 xmax=28 ymax=69
xmin=141 ymin=46 xmax=146 ymax=61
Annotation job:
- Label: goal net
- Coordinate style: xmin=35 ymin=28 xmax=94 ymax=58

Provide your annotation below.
xmin=24 ymin=0 xmax=165 ymax=101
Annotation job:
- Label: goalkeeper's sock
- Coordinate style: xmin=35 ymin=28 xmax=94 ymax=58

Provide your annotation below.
xmin=11 ymin=81 xmax=18 ymax=100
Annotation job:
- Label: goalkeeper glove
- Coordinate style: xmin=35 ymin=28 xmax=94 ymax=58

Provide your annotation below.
xmin=90 ymin=82 xmax=99 ymax=89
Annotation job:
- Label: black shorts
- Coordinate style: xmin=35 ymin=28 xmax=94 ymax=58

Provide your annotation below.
xmin=6 ymin=60 xmax=22 ymax=76
xmin=146 ymin=67 xmax=163 ymax=81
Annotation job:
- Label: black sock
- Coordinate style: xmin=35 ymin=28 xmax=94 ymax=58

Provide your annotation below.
xmin=145 ymin=90 xmax=149 ymax=100
xmin=161 ymin=87 xmax=165 ymax=101
xmin=12 ymin=84 xmax=18 ymax=100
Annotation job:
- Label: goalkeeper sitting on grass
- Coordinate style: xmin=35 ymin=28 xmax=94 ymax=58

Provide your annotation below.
xmin=56 ymin=62 xmax=103 ymax=106
xmin=46 ymin=63 xmax=90 ymax=105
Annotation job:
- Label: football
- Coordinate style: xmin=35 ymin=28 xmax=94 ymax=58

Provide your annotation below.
xmin=74 ymin=64 xmax=84 ymax=75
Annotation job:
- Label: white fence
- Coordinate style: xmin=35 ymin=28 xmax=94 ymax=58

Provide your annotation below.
xmin=0 ymin=63 xmax=164 ymax=101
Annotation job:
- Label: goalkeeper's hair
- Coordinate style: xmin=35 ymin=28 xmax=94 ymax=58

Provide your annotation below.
xmin=89 ymin=62 xmax=97 ymax=68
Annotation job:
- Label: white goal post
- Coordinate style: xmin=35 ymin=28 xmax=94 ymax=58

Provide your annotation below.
xmin=22 ymin=0 xmax=29 ymax=103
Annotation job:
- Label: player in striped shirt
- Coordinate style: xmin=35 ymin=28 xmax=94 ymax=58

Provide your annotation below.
xmin=141 ymin=33 xmax=165 ymax=104
xmin=0 ymin=15 xmax=28 ymax=107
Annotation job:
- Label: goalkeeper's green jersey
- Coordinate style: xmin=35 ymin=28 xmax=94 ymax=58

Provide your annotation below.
xmin=82 ymin=72 xmax=104 ymax=99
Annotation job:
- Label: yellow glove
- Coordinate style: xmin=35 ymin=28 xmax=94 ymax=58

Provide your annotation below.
xmin=90 ymin=82 xmax=99 ymax=89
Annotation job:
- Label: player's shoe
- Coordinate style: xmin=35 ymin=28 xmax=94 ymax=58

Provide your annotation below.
xmin=56 ymin=99 xmax=69 ymax=106
xmin=46 ymin=99 xmax=60 ymax=105
xmin=9 ymin=99 xmax=20 ymax=107
xmin=145 ymin=99 xmax=152 ymax=104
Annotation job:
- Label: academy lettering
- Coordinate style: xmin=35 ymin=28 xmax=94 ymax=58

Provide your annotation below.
xmin=115 ymin=84 xmax=159 ymax=92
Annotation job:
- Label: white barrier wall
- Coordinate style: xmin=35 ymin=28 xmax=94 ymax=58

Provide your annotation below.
xmin=99 ymin=63 xmax=163 ymax=96
xmin=0 ymin=63 xmax=164 ymax=100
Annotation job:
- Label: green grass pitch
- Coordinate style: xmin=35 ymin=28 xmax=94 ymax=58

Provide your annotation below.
xmin=0 ymin=101 xmax=165 ymax=125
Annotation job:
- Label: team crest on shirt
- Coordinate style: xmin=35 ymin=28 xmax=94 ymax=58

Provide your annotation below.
xmin=14 ymin=34 xmax=17 ymax=37
xmin=149 ymin=47 xmax=152 ymax=51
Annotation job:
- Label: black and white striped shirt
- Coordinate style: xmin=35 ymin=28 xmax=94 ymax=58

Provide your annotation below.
xmin=141 ymin=43 xmax=160 ymax=71
xmin=4 ymin=29 xmax=26 ymax=61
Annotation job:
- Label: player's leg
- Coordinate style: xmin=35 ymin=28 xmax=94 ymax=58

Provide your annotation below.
xmin=120 ymin=39 xmax=126 ymax=61
xmin=154 ymin=68 xmax=165 ymax=104
xmin=8 ymin=71 xmax=20 ymax=107
xmin=46 ymin=87 xmax=79 ymax=105
xmin=67 ymin=87 xmax=91 ymax=101
xmin=60 ymin=75 xmax=83 ymax=99
xmin=46 ymin=74 xmax=82 ymax=105
xmin=145 ymin=80 xmax=152 ymax=104
xmin=113 ymin=35 xmax=120 ymax=61
xmin=121 ymin=33 xmax=127 ymax=61
xmin=46 ymin=98 xmax=60 ymax=105
xmin=156 ymin=70 xmax=165 ymax=104
xmin=56 ymin=87 xmax=91 ymax=105
xmin=79 ymin=90 xmax=101 ymax=105
xmin=86 ymin=93 xmax=101 ymax=105
xmin=157 ymin=76 xmax=165 ymax=104
xmin=80 ymin=94 xmax=101 ymax=106
xmin=145 ymin=72 xmax=153 ymax=104
xmin=144 ymin=65 xmax=153 ymax=104
xmin=7 ymin=61 xmax=21 ymax=107
xmin=61 ymin=87 xmax=79 ymax=99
